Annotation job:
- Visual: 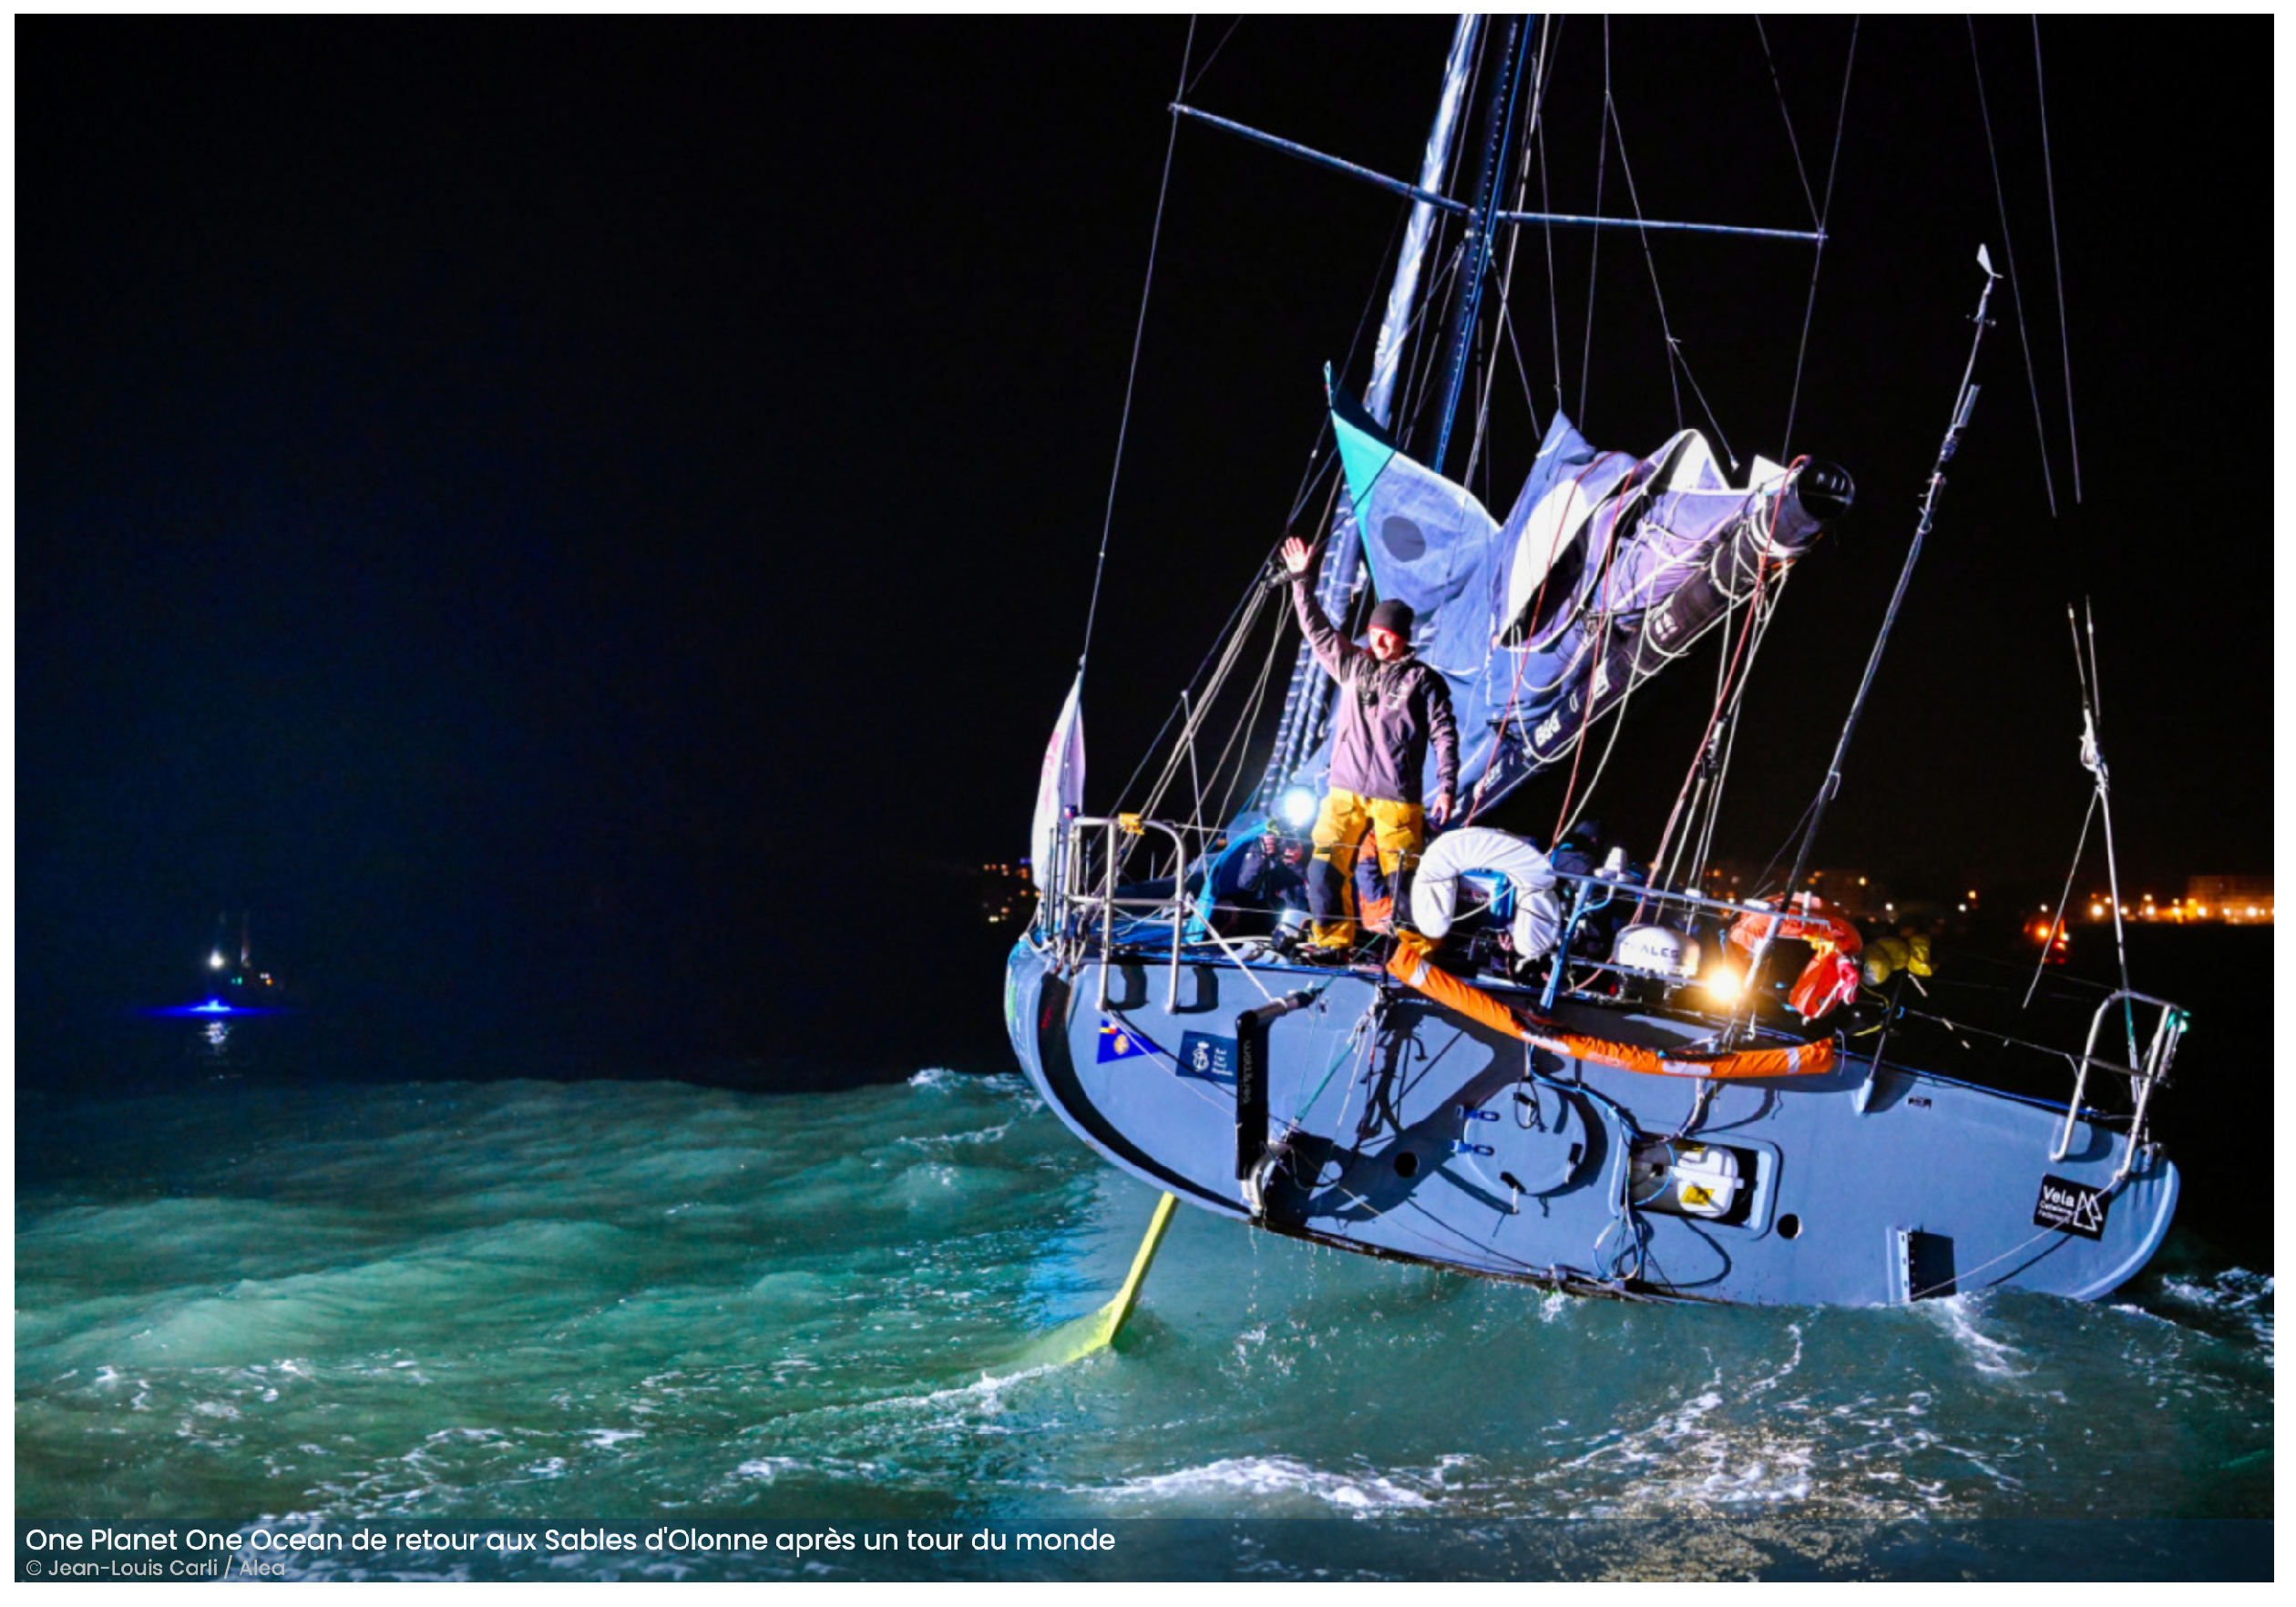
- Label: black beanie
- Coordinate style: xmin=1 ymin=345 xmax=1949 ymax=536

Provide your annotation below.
xmin=1368 ymin=598 xmax=1415 ymax=637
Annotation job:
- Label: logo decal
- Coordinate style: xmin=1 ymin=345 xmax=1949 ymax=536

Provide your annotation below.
xmin=1096 ymin=1018 xmax=1162 ymax=1065
xmin=2032 ymin=1175 xmax=2110 ymax=1240
xmin=1175 ymin=1031 xmax=1239 ymax=1085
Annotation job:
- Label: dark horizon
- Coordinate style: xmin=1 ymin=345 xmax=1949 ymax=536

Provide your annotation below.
xmin=16 ymin=16 xmax=2272 ymax=1079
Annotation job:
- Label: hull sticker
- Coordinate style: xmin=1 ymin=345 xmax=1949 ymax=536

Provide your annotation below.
xmin=1097 ymin=1018 xmax=1164 ymax=1064
xmin=1175 ymin=1031 xmax=1239 ymax=1086
xmin=2032 ymin=1174 xmax=2110 ymax=1240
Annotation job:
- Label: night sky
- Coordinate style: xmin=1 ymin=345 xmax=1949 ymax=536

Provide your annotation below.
xmin=15 ymin=16 xmax=2272 ymax=1080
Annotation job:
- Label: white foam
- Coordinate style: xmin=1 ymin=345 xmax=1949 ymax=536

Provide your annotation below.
xmin=896 ymin=1121 xmax=1014 ymax=1151
xmin=2159 ymin=1269 xmax=2275 ymax=1364
xmin=1924 ymin=1295 xmax=2032 ymax=1378
xmin=1084 ymin=1455 xmax=1440 ymax=1512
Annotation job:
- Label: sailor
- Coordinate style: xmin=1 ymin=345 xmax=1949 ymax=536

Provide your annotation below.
xmin=1281 ymin=534 xmax=1461 ymax=956
xmin=1210 ymin=821 xmax=1311 ymax=936
xmin=1550 ymin=819 xmax=1641 ymax=958
xmin=1239 ymin=823 xmax=1310 ymax=912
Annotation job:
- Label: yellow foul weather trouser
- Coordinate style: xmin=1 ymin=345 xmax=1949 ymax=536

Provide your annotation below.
xmin=1308 ymin=787 xmax=1425 ymax=948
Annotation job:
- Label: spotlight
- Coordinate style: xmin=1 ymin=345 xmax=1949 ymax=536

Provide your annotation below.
xmin=1278 ymin=785 xmax=1320 ymax=830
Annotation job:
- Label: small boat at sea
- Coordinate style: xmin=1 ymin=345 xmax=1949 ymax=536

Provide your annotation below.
xmin=1005 ymin=16 xmax=2187 ymax=1306
xmin=179 ymin=911 xmax=291 ymax=1014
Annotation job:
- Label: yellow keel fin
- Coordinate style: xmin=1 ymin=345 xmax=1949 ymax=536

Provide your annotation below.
xmin=1018 ymin=1192 xmax=1178 ymax=1366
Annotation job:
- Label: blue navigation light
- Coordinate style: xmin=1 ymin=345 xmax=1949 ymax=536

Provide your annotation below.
xmin=145 ymin=998 xmax=272 ymax=1018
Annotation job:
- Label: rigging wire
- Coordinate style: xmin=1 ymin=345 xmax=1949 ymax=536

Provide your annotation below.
xmin=2032 ymin=16 xmax=2082 ymax=503
xmin=1575 ymin=20 xmax=1613 ymax=424
xmin=1754 ymin=15 xmax=1822 ymax=230
xmin=1546 ymin=499 xmax=1633 ymax=842
xmin=1646 ymin=509 xmax=1786 ymax=882
xmin=1273 ymin=208 xmax=1409 ymax=537
xmin=1467 ymin=19 xmax=1560 ymax=488
xmin=1136 ymin=581 xmax=1276 ymax=827
xmin=1386 ymin=32 xmax=1487 ymax=454
xmin=1394 ymin=240 xmax=1471 ymax=453
xmin=1686 ymin=573 xmax=1790 ymax=885
xmin=1199 ymin=599 xmax=1293 ymax=829
xmin=1078 ymin=17 xmax=1197 ymax=681
xmin=1183 ymin=15 xmax=1244 ymax=97
xmin=1544 ymin=633 xmax=1649 ymax=841
xmin=1597 ymin=97 xmax=1692 ymax=449
xmin=2023 ymin=789 xmax=2098 ymax=1010
xmin=1112 ymin=177 xmax=1389 ymax=838
xmin=2069 ymin=599 xmax=2140 ymax=1065
xmin=1967 ymin=15 xmax=2059 ymax=518
xmin=1109 ymin=559 xmax=1274 ymax=815
xmin=1664 ymin=26 xmax=1854 ymax=883
xmin=1534 ymin=15 xmax=1568 ymax=417
xmin=1776 ymin=17 xmax=1856 ymax=466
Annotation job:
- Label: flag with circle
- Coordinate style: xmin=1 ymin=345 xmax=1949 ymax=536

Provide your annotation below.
xmin=1096 ymin=1018 xmax=1161 ymax=1064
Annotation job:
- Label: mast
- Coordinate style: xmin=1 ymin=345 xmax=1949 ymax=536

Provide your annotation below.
xmin=1430 ymin=14 xmax=1525 ymax=478
xmin=1259 ymin=15 xmax=1485 ymax=811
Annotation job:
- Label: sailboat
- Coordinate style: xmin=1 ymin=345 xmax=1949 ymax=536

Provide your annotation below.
xmin=1005 ymin=17 xmax=2186 ymax=1306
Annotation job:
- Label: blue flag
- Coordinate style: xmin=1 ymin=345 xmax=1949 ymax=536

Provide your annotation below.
xmin=1096 ymin=1018 xmax=1161 ymax=1065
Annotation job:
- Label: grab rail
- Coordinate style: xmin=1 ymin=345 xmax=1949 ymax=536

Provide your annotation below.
xmin=2054 ymin=990 xmax=2188 ymax=1181
xmin=1065 ymin=814 xmax=1193 ymax=1012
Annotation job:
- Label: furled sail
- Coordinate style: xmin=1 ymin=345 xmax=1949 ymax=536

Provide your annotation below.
xmin=1465 ymin=413 xmax=1850 ymax=812
xmin=1300 ymin=394 xmax=1848 ymax=814
xmin=1030 ymin=677 xmax=1085 ymax=894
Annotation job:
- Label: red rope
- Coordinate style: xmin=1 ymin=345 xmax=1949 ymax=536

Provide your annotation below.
xmin=1646 ymin=456 xmax=1809 ymax=879
xmin=1548 ymin=467 xmax=1642 ymax=843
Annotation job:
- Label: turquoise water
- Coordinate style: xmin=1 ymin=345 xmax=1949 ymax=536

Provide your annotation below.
xmin=15 ymin=1067 xmax=2272 ymax=1579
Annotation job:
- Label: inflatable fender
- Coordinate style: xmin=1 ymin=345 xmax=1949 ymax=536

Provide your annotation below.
xmin=1410 ymin=826 xmax=1563 ymax=959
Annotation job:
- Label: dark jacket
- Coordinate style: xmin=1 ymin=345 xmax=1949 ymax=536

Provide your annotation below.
xmin=1291 ymin=572 xmax=1461 ymax=807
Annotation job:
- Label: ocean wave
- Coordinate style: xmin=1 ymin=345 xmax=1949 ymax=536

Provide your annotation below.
xmin=16 ymin=1072 xmax=2272 ymax=1550
xmin=1080 ymin=1454 xmax=1443 ymax=1514
xmin=1921 ymin=1295 xmax=2035 ymax=1379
